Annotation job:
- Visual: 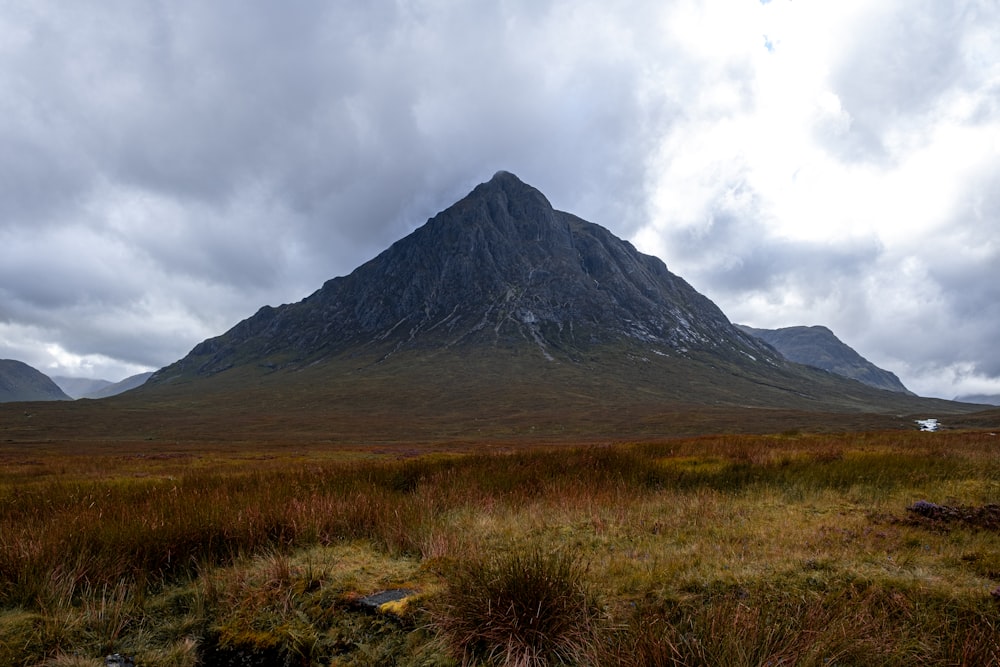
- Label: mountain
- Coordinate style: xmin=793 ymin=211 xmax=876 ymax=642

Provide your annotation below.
xmin=85 ymin=372 xmax=154 ymax=399
xmin=737 ymin=325 xmax=914 ymax=395
xmin=152 ymin=170 xmax=782 ymax=382
xmin=137 ymin=171 xmax=978 ymax=441
xmin=54 ymin=373 xmax=153 ymax=399
xmin=53 ymin=376 xmax=114 ymax=399
xmin=954 ymin=394 xmax=1000 ymax=407
xmin=0 ymin=360 xmax=72 ymax=403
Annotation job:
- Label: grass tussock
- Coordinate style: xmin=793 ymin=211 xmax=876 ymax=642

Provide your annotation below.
xmin=2 ymin=430 xmax=1000 ymax=664
xmin=429 ymin=547 xmax=600 ymax=666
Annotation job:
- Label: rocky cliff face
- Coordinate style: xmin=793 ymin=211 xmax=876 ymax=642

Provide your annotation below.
xmin=154 ymin=171 xmax=777 ymax=380
xmin=0 ymin=359 xmax=71 ymax=403
xmin=737 ymin=325 xmax=913 ymax=395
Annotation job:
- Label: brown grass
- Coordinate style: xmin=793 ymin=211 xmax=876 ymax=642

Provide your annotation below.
xmin=428 ymin=547 xmax=601 ymax=666
xmin=2 ymin=429 xmax=1000 ymax=665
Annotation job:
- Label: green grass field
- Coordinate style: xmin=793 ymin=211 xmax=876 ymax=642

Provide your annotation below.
xmin=3 ymin=429 xmax=1000 ymax=665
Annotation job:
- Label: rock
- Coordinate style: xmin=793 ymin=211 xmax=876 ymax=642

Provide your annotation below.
xmin=908 ymin=500 xmax=944 ymax=516
xmin=355 ymin=588 xmax=417 ymax=616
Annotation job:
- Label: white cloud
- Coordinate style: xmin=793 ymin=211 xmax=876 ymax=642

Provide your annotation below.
xmin=632 ymin=0 xmax=1000 ymax=398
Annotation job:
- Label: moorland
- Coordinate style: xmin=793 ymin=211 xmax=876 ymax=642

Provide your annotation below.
xmin=3 ymin=407 xmax=1000 ymax=666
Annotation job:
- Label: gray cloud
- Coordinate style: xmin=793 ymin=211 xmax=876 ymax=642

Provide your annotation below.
xmin=663 ymin=178 xmax=884 ymax=298
xmin=827 ymin=1 xmax=997 ymax=163
xmin=916 ymin=172 xmax=1000 ymax=378
xmin=0 ymin=1 xmax=669 ymax=379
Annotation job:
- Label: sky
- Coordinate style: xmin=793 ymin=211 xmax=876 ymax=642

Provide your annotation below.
xmin=0 ymin=1 xmax=997 ymax=400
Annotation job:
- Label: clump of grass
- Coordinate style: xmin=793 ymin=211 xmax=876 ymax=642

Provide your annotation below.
xmin=429 ymin=546 xmax=601 ymax=666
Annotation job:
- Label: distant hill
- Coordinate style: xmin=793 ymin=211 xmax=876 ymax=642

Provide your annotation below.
xmin=0 ymin=360 xmax=71 ymax=403
xmin=737 ymin=325 xmax=913 ymax=395
xmin=86 ymin=372 xmax=153 ymax=399
xmin=954 ymin=394 xmax=1000 ymax=407
xmin=54 ymin=372 xmax=154 ymax=399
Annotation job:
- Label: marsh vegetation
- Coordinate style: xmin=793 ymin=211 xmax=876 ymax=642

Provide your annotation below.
xmin=3 ymin=430 xmax=1000 ymax=665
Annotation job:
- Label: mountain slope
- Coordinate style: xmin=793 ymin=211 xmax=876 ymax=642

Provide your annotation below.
xmin=85 ymin=372 xmax=154 ymax=399
xmin=0 ymin=360 xmax=71 ymax=403
xmin=738 ymin=325 xmax=913 ymax=395
xmin=138 ymin=172 xmax=979 ymax=436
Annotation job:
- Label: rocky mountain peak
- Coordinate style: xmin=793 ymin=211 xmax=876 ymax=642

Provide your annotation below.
xmin=153 ymin=172 xmax=778 ymax=380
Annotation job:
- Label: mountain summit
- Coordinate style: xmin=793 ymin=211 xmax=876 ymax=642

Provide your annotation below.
xmin=146 ymin=172 xmax=975 ymax=432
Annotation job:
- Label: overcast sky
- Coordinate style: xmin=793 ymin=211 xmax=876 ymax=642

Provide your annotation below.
xmin=1 ymin=1 xmax=997 ymax=400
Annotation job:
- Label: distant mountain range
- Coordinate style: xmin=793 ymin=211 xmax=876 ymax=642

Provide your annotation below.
xmin=88 ymin=372 xmax=154 ymax=398
xmin=954 ymin=394 xmax=1000 ymax=407
xmin=0 ymin=366 xmax=153 ymax=403
xmin=0 ymin=359 xmax=71 ymax=403
xmin=737 ymin=325 xmax=913 ymax=395
xmin=52 ymin=376 xmax=113 ymax=399
xmin=53 ymin=373 xmax=154 ymax=399
xmin=135 ymin=171 xmax=980 ymax=441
